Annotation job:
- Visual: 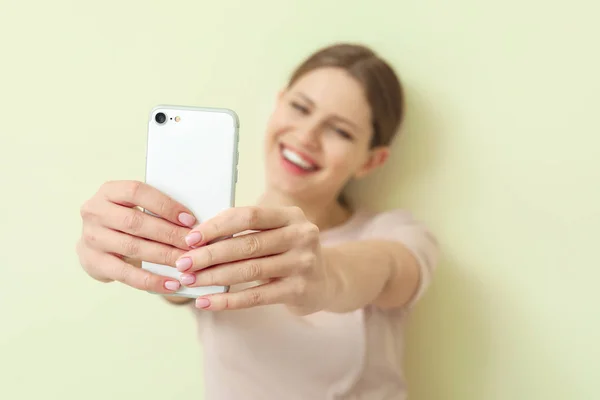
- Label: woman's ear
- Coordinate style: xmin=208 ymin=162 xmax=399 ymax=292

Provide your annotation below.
xmin=354 ymin=147 xmax=390 ymax=179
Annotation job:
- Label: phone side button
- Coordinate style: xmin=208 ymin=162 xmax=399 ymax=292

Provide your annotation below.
xmin=235 ymin=168 xmax=238 ymax=182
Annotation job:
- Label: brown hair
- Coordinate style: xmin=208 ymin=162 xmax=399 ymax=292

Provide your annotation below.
xmin=287 ymin=43 xmax=405 ymax=147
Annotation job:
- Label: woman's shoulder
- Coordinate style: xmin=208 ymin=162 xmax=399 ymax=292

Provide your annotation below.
xmin=356 ymin=207 xmax=422 ymax=225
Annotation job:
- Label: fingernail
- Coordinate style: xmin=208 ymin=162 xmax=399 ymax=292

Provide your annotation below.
xmin=164 ymin=280 xmax=181 ymax=291
xmin=196 ymin=297 xmax=211 ymax=309
xmin=180 ymin=273 xmax=196 ymax=286
xmin=185 ymin=231 xmax=202 ymax=247
xmin=175 ymin=257 xmax=192 ymax=272
xmin=178 ymin=212 xmax=196 ymax=227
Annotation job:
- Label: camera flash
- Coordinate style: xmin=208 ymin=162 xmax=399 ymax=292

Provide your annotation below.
xmin=175 ymin=116 xmax=181 ymax=122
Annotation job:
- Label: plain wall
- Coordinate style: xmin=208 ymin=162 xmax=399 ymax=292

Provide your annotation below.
xmin=1 ymin=1 xmax=598 ymax=399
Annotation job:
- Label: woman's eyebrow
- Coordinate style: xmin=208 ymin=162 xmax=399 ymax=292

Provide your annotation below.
xmin=296 ymin=92 xmax=315 ymax=106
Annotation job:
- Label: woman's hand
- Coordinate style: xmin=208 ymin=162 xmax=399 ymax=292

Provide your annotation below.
xmin=175 ymin=206 xmax=339 ymax=315
xmin=76 ymin=180 xmax=197 ymax=293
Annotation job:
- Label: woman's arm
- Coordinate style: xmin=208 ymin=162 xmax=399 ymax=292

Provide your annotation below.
xmin=164 ymin=239 xmax=420 ymax=310
xmin=323 ymin=240 xmax=421 ymax=313
xmin=169 ymin=206 xmax=435 ymax=314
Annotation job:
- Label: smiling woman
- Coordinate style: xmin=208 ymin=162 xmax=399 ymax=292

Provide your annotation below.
xmin=76 ymin=43 xmax=439 ymax=400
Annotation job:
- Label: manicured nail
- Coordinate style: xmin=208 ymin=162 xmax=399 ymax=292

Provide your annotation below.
xmin=178 ymin=212 xmax=196 ymax=227
xmin=164 ymin=280 xmax=181 ymax=291
xmin=175 ymin=257 xmax=193 ymax=272
xmin=185 ymin=231 xmax=202 ymax=247
xmin=196 ymin=298 xmax=211 ymax=309
xmin=180 ymin=273 xmax=196 ymax=286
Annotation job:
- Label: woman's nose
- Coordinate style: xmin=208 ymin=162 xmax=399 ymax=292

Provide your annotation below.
xmin=296 ymin=122 xmax=321 ymax=149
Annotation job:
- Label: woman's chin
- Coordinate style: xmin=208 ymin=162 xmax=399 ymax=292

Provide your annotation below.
xmin=264 ymin=176 xmax=309 ymax=197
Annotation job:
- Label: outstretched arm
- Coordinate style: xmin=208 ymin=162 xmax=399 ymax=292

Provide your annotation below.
xmin=169 ymin=206 xmax=437 ymax=315
xmin=322 ymin=240 xmax=421 ymax=313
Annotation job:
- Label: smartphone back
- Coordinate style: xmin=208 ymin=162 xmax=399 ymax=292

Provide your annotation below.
xmin=142 ymin=105 xmax=239 ymax=297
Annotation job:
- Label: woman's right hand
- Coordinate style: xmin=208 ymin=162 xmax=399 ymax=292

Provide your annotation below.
xmin=76 ymin=180 xmax=197 ymax=294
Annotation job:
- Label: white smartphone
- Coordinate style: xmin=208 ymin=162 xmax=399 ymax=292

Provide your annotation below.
xmin=142 ymin=104 xmax=239 ymax=298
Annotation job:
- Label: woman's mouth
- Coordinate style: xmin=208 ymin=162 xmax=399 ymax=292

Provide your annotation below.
xmin=279 ymin=144 xmax=320 ymax=175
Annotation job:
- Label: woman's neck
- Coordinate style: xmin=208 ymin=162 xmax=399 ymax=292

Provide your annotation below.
xmin=256 ymin=190 xmax=353 ymax=232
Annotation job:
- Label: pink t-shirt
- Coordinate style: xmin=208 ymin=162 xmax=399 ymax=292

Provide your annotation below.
xmin=191 ymin=208 xmax=439 ymax=399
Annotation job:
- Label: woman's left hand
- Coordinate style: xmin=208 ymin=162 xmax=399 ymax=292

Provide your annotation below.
xmin=175 ymin=206 xmax=338 ymax=315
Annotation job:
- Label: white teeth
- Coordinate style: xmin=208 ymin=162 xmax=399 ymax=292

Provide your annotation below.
xmin=282 ymin=148 xmax=315 ymax=170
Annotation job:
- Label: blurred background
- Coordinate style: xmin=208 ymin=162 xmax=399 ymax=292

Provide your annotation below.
xmin=1 ymin=0 xmax=598 ymax=399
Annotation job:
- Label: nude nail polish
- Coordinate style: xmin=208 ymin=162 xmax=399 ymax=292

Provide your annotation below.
xmin=180 ymin=273 xmax=196 ymax=286
xmin=176 ymin=257 xmax=192 ymax=272
xmin=178 ymin=212 xmax=196 ymax=227
xmin=164 ymin=281 xmax=180 ymax=291
xmin=196 ymin=298 xmax=211 ymax=309
xmin=185 ymin=232 xmax=202 ymax=247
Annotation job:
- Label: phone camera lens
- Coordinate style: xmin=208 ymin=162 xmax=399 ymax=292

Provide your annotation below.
xmin=155 ymin=112 xmax=167 ymax=124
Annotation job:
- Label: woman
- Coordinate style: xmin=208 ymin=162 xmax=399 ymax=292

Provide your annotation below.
xmin=77 ymin=43 xmax=439 ymax=399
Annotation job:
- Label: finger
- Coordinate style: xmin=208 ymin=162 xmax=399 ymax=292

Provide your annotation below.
xmin=177 ymin=227 xmax=295 ymax=273
xmin=185 ymin=206 xmax=304 ymax=247
xmin=181 ymin=252 xmax=295 ymax=287
xmin=86 ymin=249 xmax=183 ymax=293
xmin=194 ymin=280 xmax=290 ymax=311
xmin=85 ymin=225 xmax=185 ymax=267
xmin=100 ymin=202 xmax=192 ymax=250
xmin=101 ymin=180 xmax=197 ymax=227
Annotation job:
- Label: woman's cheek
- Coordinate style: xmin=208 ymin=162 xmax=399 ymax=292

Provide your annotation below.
xmin=327 ymin=146 xmax=355 ymax=169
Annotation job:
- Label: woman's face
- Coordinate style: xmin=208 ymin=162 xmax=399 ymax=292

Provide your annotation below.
xmin=264 ymin=67 xmax=389 ymax=203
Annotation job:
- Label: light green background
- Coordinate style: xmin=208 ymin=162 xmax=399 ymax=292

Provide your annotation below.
xmin=1 ymin=1 xmax=598 ymax=399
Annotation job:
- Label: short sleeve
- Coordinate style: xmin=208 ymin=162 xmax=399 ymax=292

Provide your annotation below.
xmin=360 ymin=209 xmax=439 ymax=309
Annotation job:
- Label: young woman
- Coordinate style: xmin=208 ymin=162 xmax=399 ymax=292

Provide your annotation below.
xmin=77 ymin=43 xmax=439 ymax=399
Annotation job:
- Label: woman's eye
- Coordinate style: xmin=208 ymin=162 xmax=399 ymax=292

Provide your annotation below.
xmin=334 ymin=127 xmax=353 ymax=140
xmin=291 ymin=102 xmax=309 ymax=114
